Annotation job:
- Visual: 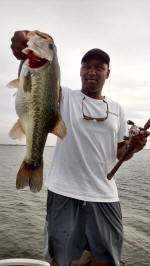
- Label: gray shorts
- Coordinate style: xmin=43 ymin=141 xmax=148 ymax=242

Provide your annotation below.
xmin=44 ymin=190 xmax=123 ymax=266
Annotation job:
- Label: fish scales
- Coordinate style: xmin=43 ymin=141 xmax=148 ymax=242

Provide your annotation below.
xmin=26 ymin=62 xmax=60 ymax=167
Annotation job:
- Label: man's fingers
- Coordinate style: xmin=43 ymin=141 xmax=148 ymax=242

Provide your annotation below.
xmin=128 ymin=132 xmax=149 ymax=153
xmin=140 ymin=131 xmax=150 ymax=137
xmin=10 ymin=44 xmax=27 ymax=60
xmin=10 ymin=30 xmax=29 ymax=60
xmin=130 ymin=138 xmax=147 ymax=148
xmin=11 ymin=30 xmax=29 ymax=42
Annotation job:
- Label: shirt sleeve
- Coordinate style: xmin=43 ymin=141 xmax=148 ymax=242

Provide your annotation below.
xmin=117 ymin=105 xmax=128 ymax=143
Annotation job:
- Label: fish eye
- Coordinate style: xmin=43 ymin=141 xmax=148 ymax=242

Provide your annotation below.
xmin=49 ymin=43 xmax=53 ymax=49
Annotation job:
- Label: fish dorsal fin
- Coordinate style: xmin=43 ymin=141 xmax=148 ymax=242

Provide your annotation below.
xmin=9 ymin=119 xmax=25 ymax=140
xmin=7 ymin=78 xmax=20 ymax=88
xmin=50 ymin=114 xmax=67 ymax=139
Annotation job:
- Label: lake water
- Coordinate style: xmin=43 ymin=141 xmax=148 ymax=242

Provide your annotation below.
xmin=0 ymin=146 xmax=150 ymax=265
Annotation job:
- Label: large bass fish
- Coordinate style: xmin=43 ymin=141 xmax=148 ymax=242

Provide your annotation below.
xmin=8 ymin=31 xmax=66 ymax=192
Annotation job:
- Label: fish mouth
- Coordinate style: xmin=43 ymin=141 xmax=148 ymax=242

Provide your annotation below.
xmin=22 ymin=31 xmax=54 ymax=62
xmin=27 ymin=51 xmax=50 ymax=68
xmin=28 ymin=30 xmax=53 ymax=41
xmin=33 ymin=30 xmax=53 ymax=41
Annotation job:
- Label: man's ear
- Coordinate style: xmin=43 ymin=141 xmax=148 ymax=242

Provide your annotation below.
xmin=80 ymin=67 xmax=82 ymax=77
xmin=106 ymin=69 xmax=110 ymax=79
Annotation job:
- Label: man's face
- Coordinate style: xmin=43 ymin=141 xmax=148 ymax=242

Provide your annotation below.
xmin=80 ymin=56 xmax=110 ymax=97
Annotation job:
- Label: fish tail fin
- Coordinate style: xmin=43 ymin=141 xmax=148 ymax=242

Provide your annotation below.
xmin=16 ymin=160 xmax=43 ymax=193
xmin=16 ymin=160 xmax=31 ymax=189
xmin=29 ymin=160 xmax=43 ymax=193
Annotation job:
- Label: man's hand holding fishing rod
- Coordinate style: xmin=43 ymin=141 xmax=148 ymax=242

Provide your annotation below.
xmin=108 ymin=119 xmax=150 ymax=179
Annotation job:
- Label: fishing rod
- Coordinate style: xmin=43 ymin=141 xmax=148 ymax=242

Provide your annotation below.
xmin=107 ymin=118 xmax=150 ymax=180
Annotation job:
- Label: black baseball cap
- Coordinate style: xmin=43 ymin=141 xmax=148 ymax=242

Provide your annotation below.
xmin=81 ymin=48 xmax=110 ymax=66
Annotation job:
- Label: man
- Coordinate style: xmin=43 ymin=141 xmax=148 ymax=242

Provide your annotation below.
xmin=11 ymin=31 xmax=148 ymax=266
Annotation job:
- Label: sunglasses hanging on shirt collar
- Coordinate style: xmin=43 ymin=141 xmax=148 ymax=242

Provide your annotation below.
xmin=82 ymin=96 xmax=108 ymax=121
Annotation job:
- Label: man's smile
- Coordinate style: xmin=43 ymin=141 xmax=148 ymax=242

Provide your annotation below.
xmin=86 ymin=78 xmax=98 ymax=83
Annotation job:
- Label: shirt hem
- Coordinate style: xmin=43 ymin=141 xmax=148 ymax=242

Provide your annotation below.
xmin=45 ymin=185 xmax=119 ymax=202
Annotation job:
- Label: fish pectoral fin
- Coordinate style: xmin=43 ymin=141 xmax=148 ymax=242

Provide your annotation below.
xmin=6 ymin=78 xmax=20 ymax=88
xmin=9 ymin=119 xmax=25 ymax=140
xmin=50 ymin=114 xmax=67 ymax=139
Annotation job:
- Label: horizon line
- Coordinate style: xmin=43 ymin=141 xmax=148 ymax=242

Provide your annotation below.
xmin=0 ymin=144 xmax=56 ymax=147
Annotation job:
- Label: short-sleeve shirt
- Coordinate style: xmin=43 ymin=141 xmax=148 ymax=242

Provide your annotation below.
xmin=45 ymin=87 xmax=128 ymax=202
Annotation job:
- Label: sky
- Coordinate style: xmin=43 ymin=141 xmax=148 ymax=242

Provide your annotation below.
xmin=0 ymin=0 xmax=150 ymax=147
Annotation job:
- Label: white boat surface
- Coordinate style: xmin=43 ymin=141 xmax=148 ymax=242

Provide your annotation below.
xmin=0 ymin=258 xmax=49 ymax=266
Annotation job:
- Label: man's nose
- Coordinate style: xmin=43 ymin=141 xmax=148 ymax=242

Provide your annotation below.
xmin=87 ymin=67 xmax=96 ymax=75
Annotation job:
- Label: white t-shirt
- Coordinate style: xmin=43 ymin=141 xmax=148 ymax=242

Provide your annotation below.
xmin=45 ymin=87 xmax=128 ymax=202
